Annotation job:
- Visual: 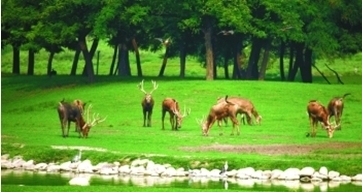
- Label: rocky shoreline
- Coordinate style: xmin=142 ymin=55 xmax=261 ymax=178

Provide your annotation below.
xmin=2 ymin=154 xmax=362 ymax=189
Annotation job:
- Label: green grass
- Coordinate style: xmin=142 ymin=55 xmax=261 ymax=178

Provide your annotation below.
xmin=1 ymin=75 xmax=362 ymax=177
xmin=1 ymin=45 xmax=362 ymax=192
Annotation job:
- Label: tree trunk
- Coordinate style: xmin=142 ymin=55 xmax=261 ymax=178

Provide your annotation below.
xmin=158 ymin=46 xmax=169 ymax=77
xmin=109 ymin=45 xmax=118 ymax=75
xmin=258 ymin=39 xmax=271 ymax=80
xmin=246 ymin=38 xmax=262 ymax=80
xmin=231 ymin=36 xmax=242 ymax=79
xmin=117 ymin=42 xmax=131 ymax=76
xmin=12 ymin=45 xmax=20 ymax=74
xmin=279 ymin=41 xmax=286 ymax=81
xmin=301 ymin=47 xmax=312 ymax=83
xmin=27 ymin=49 xmax=35 ymax=75
xmin=47 ymin=51 xmax=55 ymax=75
xmin=78 ymin=35 xmax=95 ymax=83
xmin=179 ymin=42 xmax=186 ymax=78
xmin=82 ymin=38 xmax=99 ymax=76
xmin=70 ymin=48 xmax=81 ymax=75
xmin=131 ymin=38 xmax=142 ymax=77
xmin=204 ymin=18 xmax=214 ymax=80
xmin=293 ymin=42 xmax=304 ymax=82
xmin=224 ymin=51 xmax=230 ymax=79
xmin=287 ymin=43 xmax=296 ymax=81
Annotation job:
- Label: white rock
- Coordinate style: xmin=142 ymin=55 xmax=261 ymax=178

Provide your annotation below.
xmin=270 ymin=169 xmax=283 ymax=180
xmin=319 ymin=166 xmax=328 ymax=176
xmin=352 ymin=174 xmax=362 ymax=181
xmin=328 ymin=170 xmax=340 ymax=179
xmin=131 ymin=159 xmax=149 ymax=167
xmin=69 ymin=176 xmax=90 ymax=186
xmin=77 ymin=160 xmax=93 ymax=173
xmin=35 ymin=163 xmax=48 ymax=171
xmin=47 ymin=164 xmax=61 ymax=172
xmin=146 ymin=161 xmax=155 ymax=171
xmin=161 ymin=167 xmax=177 ymax=177
xmin=300 ymin=167 xmax=315 ymax=176
xmin=60 ymin=161 xmax=72 ymax=172
xmin=130 ymin=166 xmax=146 ymax=176
xmin=313 ymin=172 xmax=328 ymax=180
xmin=340 ymin=175 xmax=351 ymax=182
xmin=12 ymin=159 xmax=26 ymax=169
xmin=209 ymin=169 xmax=221 ymax=177
xmin=118 ymin=165 xmax=131 ymax=174
xmin=238 ymin=167 xmax=255 ymax=177
xmin=1 ymin=154 xmax=10 ymax=160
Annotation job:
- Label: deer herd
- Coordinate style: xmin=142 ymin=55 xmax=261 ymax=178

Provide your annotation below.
xmin=56 ymin=80 xmax=350 ymax=139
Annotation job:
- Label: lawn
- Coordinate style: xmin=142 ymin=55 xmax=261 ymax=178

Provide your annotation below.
xmin=1 ymin=45 xmax=362 ymax=192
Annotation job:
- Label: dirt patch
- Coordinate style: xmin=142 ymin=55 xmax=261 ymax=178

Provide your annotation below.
xmin=179 ymin=142 xmax=362 ymax=156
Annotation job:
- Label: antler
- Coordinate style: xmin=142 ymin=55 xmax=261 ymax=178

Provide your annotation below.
xmin=138 ymin=80 xmax=158 ymax=95
xmin=138 ymin=80 xmax=148 ymax=94
xmin=149 ymin=80 xmax=159 ymax=94
xmin=84 ymin=104 xmax=107 ymax=127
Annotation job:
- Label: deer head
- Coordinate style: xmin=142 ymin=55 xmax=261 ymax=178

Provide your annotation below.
xmin=196 ymin=116 xmax=208 ymax=136
xmin=172 ymin=103 xmax=191 ymax=128
xmin=138 ymin=80 xmax=159 ymax=103
xmin=81 ymin=104 xmax=107 ymax=138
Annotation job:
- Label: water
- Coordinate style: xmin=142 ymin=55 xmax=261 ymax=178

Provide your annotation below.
xmin=2 ymin=170 xmax=362 ymax=191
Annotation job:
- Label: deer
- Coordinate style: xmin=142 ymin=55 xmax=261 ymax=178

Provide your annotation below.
xmin=57 ymin=100 xmax=85 ymax=138
xmin=138 ymin=80 xmax=159 ymax=127
xmin=307 ymin=100 xmax=336 ymax=138
xmin=327 ymin=93 xmax=351 ymax=130
xmin=72 ymin=99 xmax=86 ymax=131
xmin=79 ymin=104 xmax=107 ymax=138
xmin=217 ymin=96 xmax=262 ymax=126
xmin=197 ymin=96 xmax=240 ymax=136
xmin=161 ymin=98 xmax=191 ymax=130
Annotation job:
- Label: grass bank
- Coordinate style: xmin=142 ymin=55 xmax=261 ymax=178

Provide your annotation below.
xmin=1 ymin=75 xmax=362 ymax=176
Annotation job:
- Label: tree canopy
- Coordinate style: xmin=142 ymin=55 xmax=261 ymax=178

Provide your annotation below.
xmin=2 ymin=0 xmax=362 ymax=82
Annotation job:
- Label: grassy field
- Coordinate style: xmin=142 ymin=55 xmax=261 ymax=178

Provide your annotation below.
xmin=1 ymin=45 xmax=362 ymax=191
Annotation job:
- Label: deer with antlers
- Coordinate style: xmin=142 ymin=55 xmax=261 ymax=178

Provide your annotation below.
xmin=79 ymin=104 xmax=107 ymax=138
xmin=138 ymin=80 xmax=159 ymax=127
xmin=307 ymin=100 xmax=336 ymax=138
xmin=161 ymin=98 xmax=191 ymax=130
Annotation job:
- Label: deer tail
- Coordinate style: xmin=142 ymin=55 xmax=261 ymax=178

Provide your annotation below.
xmin=342 ymin=93 xmax=351 ymax=99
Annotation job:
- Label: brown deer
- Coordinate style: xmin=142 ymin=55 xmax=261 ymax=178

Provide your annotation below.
xmin=79 ymin=104 xmax=107 ymax=138
xmin=307 ymin=100 xmax=336 ymax=138
xmin=57 ymin=100 xmax=83 ymax=138
xmin=162 ymin=98 xmax=191 ymax=130
xmin=138 ymin=80 xmax=159 ymax=127
xmin=217 ymin=96 xmax=262 ymax=126
xmin=198 ymin=96 xmax=240 ymax=136
xmin=327 ymin=93 xmax=351 ymax=130
xmin=72 ymin=99 xmax=86 ymax=131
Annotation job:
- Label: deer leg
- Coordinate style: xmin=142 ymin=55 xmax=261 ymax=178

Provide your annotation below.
xmin=142 ymin=110 xmax=147 ymax=127
xmin=161 ymin=110 xmax=166 ymax=130
xmin=170 ymin=114 xmax=175 ymax=130
xmin=61 ymin=119 xmax=67 ymax=138
xmin=148 ymin=110 xmax=152 ymax=127
xmin=309 ymin=117 xmax=314 ymax=137
xmin=230 ymin=116 xmax=239 ymax=135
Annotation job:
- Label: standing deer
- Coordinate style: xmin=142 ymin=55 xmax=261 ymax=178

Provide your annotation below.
xmin=79 ymin=104 xmax=107 ymax=138
xmin=138 ymin=80 xmax=159 ymax=127
xmin=307 ymin=100 xmax=336 ymax=138
xmin=217 ymin=96 xmax=262 ymax=126
xmin=327 ymin=93 xmax=351 ymax=130
xmin=198 ymin=96 xmax=240 ymax=136
xmin=162 ymin=98 xmax=191 ymax=130
xmin=57 ymin=100 xmax=85 ymax=138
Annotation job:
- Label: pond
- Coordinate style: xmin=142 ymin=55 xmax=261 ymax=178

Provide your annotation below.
xmin=2 ymin=170 xmax=362 ymax=191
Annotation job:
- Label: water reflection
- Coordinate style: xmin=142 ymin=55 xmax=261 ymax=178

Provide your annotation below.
xmin=2 ymin=170 xmax=362 ymax=191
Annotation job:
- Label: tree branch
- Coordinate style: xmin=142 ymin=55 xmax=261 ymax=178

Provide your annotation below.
xmin=325 ymin=64 xmax=344 ymax=84
xmin=312 ymin=65 xmax=330 ymax=84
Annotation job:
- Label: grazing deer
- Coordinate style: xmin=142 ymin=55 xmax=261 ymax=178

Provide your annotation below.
xmin=307 ymin=100 xmax=336 ymax=138
xmin=72 ymin=99 xmax=86 ymax=131
xmin=57 ymin=100 xmax=84 ymax=138
xmin=79 ymin=104 xmax=107 ymax=138
xmin=327 ymin=93 xmax=351 ymax=130
xmin=138 ymin=80 xmax=159 ymax=127
xmin=217 ymin=96 xmax=262 ymax=126
xmin=198 ymin=96 xmax=240 ymax=136
xmin=162 ymin=98 xmax=191 ymax=130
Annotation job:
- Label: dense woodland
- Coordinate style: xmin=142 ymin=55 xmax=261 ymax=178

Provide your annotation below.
xmin=2 ymin=0 xmax=362 ymax=82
